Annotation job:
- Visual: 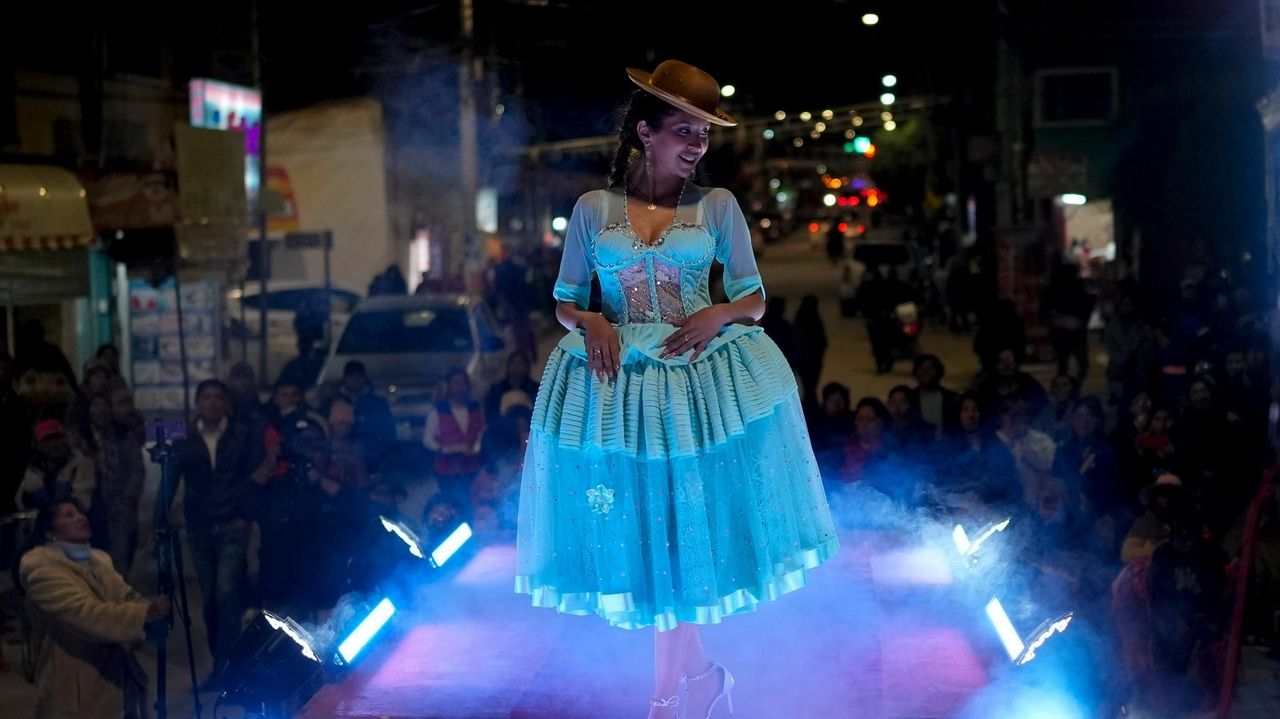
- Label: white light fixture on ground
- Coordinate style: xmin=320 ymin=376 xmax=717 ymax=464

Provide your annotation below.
xmin=551 ymin=216 xmax=568 ymax=233
xmin=822 ymin=109 xmax=834 ymax=121
xmin=880 ymin=92 xmax=896 ymax=105
xmin=336 ymin=598 xmax=397 ymax=664
xmin=763 ymin=129 xmax=775 ymax=140
xmin=774 ymin=111 xmax=787 ymax=121
xmin=883 ymin=120 xmax=897 ymax=131
xmin=721 ymin=84 xmax=736 ymax=98
xmin=1019 ymin=613 xmax=1075 ymax=665
xmin=430 ymin=522 xmax=474 ymax=568
xmin=862 ymin=13 xmax=879 ymax=25
xmin=799 ymin=111 xmax=813 ymax=122
xmin=263 ymin=612 xmax=321 ymax=662
xmin=984 ymin=598 xmax=1075 ymax=666
xmin=1061 ymin=193 xmax=1087 ymax=206
xmin=952 ymin=518 xmax=1011 ymax=557
xmin=881 ymin=111 xmax=893 ymax=122
xmin=823 ymin=194 xmax=838 ymax=207
xmin=985 ymin=598 xmax=1025 ymax=661
xmin=380 ymin=516 xmax=424 ymax=560
xmin=882 ymin=74 xmax=897 ymax=88
xmin=219 ymin=611 xmax=324 ymax=707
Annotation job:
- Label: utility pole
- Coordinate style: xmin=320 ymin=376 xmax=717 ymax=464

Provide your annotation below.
xmin=251 ymin=0 xmax=270 ymax=384
xmin=456 ymin=0 xmax=480 ymax=285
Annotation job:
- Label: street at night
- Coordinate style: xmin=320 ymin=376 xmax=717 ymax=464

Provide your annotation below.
xmin=4 ymin=2 xmax=1280 ymax=718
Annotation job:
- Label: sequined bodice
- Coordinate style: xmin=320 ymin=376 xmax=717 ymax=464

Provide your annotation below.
xmin=552 ymin=186 xmax=765 ymax=325
xmin=591 ymin=190 xmax=715 ymax=324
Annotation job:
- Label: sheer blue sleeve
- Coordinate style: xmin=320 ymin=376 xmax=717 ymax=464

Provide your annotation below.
xmin=552 ymin=194 xmax=596 ymax=309
xmin=710 ymin=189 xmax=765 ymax=302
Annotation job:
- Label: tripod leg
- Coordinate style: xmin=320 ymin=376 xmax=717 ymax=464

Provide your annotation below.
xmin=169 ymin=531 xmax=204 ymax=719
xmin=152 ymin=448 xmax=175 ymax=719
xmin=155 ymin=636 xmax=166 ymax=719
xmin=154 ymin=528 xmax=170 ymax=719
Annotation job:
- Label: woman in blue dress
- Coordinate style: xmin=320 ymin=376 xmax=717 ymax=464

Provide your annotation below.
xmin=515 ymin=59 xmax=838 ymax=718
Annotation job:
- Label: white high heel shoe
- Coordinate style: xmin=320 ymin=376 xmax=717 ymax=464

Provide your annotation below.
xmin=682 ymin=663 xmax=734 ymax=718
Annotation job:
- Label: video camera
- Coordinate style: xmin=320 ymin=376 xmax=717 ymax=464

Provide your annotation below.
xmin=144 ymin=419 xmax=188 ymax=445
xmin=275 ymin=414 xmax=330 ymax=481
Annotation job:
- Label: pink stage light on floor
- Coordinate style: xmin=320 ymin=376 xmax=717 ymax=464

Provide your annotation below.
xmin=871 ymin=546 xmax=954 ymax=586
xmin=453 ymin=544 xmax=517 ymax=587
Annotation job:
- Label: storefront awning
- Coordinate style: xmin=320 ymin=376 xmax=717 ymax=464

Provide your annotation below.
xmin=0 ymin=164 xmax=96 ymax=252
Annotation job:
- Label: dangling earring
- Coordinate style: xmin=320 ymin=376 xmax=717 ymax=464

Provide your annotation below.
xmin=644 ymin=150 xmax=657 ymax=210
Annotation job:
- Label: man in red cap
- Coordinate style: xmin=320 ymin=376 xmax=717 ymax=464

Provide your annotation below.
xmin=16 ymin=418 xmax=96 ymax=510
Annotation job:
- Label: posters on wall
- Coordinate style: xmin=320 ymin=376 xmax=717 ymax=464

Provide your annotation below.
xmin=129 ymin=277 xmax=219 ymax=415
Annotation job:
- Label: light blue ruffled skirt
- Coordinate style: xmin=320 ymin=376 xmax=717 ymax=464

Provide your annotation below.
xmin=515 ymin=323 xmax=839 ymax=631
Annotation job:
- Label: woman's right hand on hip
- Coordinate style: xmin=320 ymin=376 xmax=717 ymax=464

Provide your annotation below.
xmin=580 ymin=313 xmax=620 ymax=382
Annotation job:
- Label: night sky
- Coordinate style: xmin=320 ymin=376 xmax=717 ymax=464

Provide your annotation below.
xmin=6 ymin=0 xmax=1263 ymax=141
xmin=256 ymin=0 xmax=992 ymax=138
xmin=5 ymin=0 xmax=1269 ymax=266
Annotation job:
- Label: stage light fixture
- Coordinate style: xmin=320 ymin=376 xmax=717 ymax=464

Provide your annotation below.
xmin=1018 ymin=613 xmax=1074 ymax=665
xmin=430 ymin=522 xmax=473 ymax=568
xmin=336 ymin=598 xmax=398 ymax=665
xmin=381 ymin=516 xmax=425 ymax=560
xmin=219 ymin=611 xmax=324 ymax=707
xmin=984 ymin=598 xmax=1075 ymax=666
xmin=952 ymin=518 xmax=1010 ymax=558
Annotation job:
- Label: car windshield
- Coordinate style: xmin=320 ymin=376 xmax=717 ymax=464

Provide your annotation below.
xmin=336 ymin=307 xmax=473 ymax=354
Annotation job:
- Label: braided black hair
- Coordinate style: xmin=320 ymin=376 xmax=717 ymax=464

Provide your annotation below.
xmin=607 ymin=90 xmax=680 ymax=189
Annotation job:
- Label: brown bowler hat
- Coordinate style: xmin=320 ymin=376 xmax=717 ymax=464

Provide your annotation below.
xmin=626 ymin=60 xmax=737 ymax=127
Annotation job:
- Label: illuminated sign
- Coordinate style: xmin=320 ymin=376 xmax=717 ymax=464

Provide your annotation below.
xmin=189 ymin=78 xmax=262 ymax=214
